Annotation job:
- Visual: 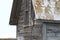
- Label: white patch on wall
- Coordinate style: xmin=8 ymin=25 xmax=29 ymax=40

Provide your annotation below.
xmin=32 ymin=0 xmax=60 ymax=20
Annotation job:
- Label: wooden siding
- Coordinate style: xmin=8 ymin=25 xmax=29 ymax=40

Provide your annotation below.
xmin=9 ymin=0 xmax=22 ymax=25
xmin=9 ymin=0 xmax=35 ymax=25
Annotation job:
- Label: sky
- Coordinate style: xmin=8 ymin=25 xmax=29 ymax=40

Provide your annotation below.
xmin=0 ymin=0 xmax=16 ymax=38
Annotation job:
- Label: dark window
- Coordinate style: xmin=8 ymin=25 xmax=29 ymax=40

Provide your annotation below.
xmin=43 ymin=23 xmax=60 ymax=40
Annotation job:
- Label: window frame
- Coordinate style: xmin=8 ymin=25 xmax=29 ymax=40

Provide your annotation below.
xmin=42 ymin=23 xmax=60 ymax=40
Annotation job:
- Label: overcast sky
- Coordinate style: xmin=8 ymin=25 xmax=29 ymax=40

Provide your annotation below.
xmin=0 ymin=0 xmax=16 ymax=38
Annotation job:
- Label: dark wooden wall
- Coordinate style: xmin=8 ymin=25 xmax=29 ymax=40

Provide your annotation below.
xmin=9 ymin=0 xmax=22 ymax=25
xmin=9 ymin=0 xmax=42 ymax=40
xmin=9 ymin=0 xmax=35 ymax=25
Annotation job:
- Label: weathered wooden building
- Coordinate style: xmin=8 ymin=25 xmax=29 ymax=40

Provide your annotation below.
xmin=9 ymin=0 xmax=60 ymax=40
